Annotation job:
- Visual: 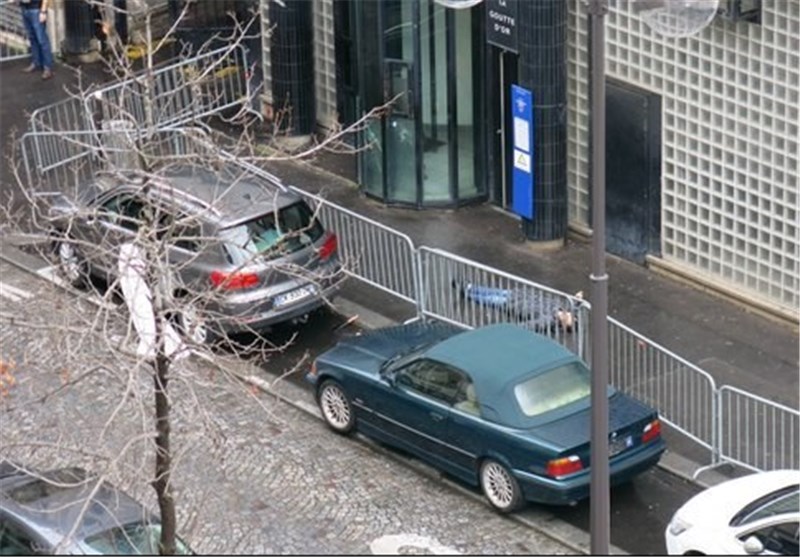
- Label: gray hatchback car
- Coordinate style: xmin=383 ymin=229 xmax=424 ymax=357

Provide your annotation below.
xmin=47 ymin=164 xmax=342 ymax=344
xmin=0 ymin=463 xmax=191 ymax=554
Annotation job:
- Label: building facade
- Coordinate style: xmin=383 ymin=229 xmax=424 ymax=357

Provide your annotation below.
xmin=294 ymin=0 xmax=796 ymax=319
xmin=565 ymin=0 xmax=798 ymax=318
xmin=248 ymin=0 xmax=800 ymax=319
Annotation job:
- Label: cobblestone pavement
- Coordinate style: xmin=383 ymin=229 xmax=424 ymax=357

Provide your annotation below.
xmin=0 ymin=259 xmax=580 ymax=555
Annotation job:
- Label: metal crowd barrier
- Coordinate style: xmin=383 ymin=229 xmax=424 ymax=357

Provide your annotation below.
xmin=290 ymin=187 xmax=419 ymax=307
xmin=87 ymin=45 xmax=250 ymax=131
xmin=608 ymin=317 xmax=717 ymax=458
xmin=416 ymin=247 xmax=588 ymax=358
xmin=0 ymin=0 xmax=28 ymax=62
xmin=717 ymin=386 xmax=799 ymax=473
xmin=21 ymin=130 xmax=104 ymax=190
xmin=28 ymin=45 xmax=252 ymax=138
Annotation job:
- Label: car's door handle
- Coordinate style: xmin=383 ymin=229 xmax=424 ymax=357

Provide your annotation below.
xmin=429 ymin=412 xmax=445 ymax=422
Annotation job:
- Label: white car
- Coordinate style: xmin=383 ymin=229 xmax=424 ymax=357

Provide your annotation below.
xmin=665 ymin=469 xmax=800 ymax=555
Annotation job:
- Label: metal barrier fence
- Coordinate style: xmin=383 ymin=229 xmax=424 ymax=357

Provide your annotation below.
xmin=718 ymin=386 xmax=799 ymax=472
xmin=0 ymin=0 xmax=28 ymax=62
xmin=86 ymin=46 xmax=250 ymax=132
xmin=30 ymin=97 xmax=92 ymax=137
xmin=608 ymin=318 xmax=717 ymax=457
xmin=290 ymin=187 xmax=419 ymax=306
xmin=28 ymin=45 xmax=252 ymax=137
xmin=21 ymin=130 xmax=105 ymax=191
xmin=417 ymin=247 xmax=588 ymax=358
xmin=21 ymin=127 xmax=224 ymax=192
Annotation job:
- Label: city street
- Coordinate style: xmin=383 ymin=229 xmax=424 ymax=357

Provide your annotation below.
xmin=0 ymin=256 xmax=578 ymax=555
xmin=0 ymin=250 xmax=702 ymax=555
xmin=1 ymin=1 xmax=797 ymax=554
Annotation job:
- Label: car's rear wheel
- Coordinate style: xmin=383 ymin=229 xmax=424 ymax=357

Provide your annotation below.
xmin=318 ymin=380 xmax=355 ymax=434
xmin=480 ymin=459 xmax=524 ymax=513
xmin=54 ymin=236 xmax=87 ymax=288
xmin=174 ymin=299 xmax=209 ymax=345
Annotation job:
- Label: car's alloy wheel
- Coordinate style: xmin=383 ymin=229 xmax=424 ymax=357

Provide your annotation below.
xmin=55 ymin=238 xmax=85 ymax=288
xmin=480 ymin=459 xmax=523 ymax=513
xmin=318 ymin=380 xmax=355 ymax=434
xmin=176 ymin=302 xmax=208 ymax=345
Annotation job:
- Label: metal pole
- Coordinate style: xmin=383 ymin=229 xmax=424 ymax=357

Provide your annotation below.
xmin=587 ymin=0 xmax=610 ymax=554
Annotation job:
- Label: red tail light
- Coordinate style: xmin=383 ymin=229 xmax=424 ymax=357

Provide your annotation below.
xmin=546 ymin=455 xmax=583 ymax=478
xmin=642 ymin=419 xmax=661 ymax=444
xmin=210 ymin=270 xmax=259 ymax=290
xmin=319 ymin=233 xmax=337 ymax=261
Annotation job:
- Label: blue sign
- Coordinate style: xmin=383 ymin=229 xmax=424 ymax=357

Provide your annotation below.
xmin=511 ymin=84 xmax=534 ymax=220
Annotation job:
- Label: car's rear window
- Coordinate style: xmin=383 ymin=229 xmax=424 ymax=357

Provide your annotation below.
xmin=219 ymin=201 xmax=324 ymax=264
xmin=7 ymin=468 xmax=87 ymax=504
xmin=84 ymin=522 xmax=192 ymax=555
xmin=513 ymin=361 xmax=591 ymax=417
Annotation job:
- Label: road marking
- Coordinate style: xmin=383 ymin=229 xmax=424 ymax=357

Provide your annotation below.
xmin=0 ymin=282 xmax=33 ymax=302
xmin=370 ymin=533 xmax=461 ymax=555
xmin=35 ymin=265 xmax=119 ymax=311
xmin=36 ymin=265 xmax=66 ymax=287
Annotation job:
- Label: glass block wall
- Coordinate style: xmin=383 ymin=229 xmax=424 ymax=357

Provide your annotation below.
xmin=259 ymin=0 xmax=337 ymax=129
xmin=313 ymin=0 xmax=338 ymax=129
xmin=567 ymin=1 xmax=799 ymax=315
xmin=260 ymin=0 xmax=272 ymax=106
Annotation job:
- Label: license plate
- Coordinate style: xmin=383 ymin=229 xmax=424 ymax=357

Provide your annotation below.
xmin=274 ymin=285 xmax=316 ymax=307
xmin=610 ymin=434 xmax=633 ymax=457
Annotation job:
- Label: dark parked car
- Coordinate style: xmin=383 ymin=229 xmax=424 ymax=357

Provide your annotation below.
xmin=0 ymin=463 xmax=191 ymax=554
xmin=46 ymin=164 xmax=342 ymax=343
xmin=307 ymin=322 xmax=665 ymax=512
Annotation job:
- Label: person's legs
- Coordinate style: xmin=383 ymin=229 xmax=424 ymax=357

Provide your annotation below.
xmin=28 ymin=11 xmax=54 ymax=71
xmin=21 ymin=9 xmax=42 ymax=70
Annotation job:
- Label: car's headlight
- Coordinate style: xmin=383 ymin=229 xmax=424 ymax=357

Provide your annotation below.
xmin=667 ymin=516 xmax=692 ymax=537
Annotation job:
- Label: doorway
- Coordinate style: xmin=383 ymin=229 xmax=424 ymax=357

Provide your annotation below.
xmin=487 ymin=46 xmax=518 ymax=211
xmin=352 ymin=0 xmax=486 ymax=208
xmin=605 ymin=80 xmax=662 ymax=264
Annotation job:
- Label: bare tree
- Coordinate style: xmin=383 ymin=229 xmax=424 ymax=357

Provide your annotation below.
xmin=1 ymin=1 xmax=394 ymax=553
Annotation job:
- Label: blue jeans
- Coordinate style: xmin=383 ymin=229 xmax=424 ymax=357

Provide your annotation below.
xmin=22 ymin=8 xmax=53 ymax=71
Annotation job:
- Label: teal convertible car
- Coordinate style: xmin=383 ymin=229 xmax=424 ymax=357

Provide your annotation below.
xmin=307 ymin=322 xmax=665 ymax=512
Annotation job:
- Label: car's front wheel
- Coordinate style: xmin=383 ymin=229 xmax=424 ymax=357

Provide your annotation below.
xmin=318 ymin=380 xmax=355 ymax=434
xmin=479 ymin=459 xmax=524 ymax=513
xmin=54 ymin=235 xmax=87 ymax=288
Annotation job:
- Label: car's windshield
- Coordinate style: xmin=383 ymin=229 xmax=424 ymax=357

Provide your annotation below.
xmin=730 ymin=485 xmax=800 ymax=526
xmin=513 ymin=361 xmax=591 ymax=417
xmin=84 ymin=521 xmax=192 ymax=555
xmin=220 ymin=202 xmax=323 ymax=264
xmin=380 ymin=342 xmax=436 ymax=375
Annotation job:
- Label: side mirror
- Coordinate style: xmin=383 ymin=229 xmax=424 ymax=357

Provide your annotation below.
xmin=743 ymin=536 xmax=764 ymax=555
xmin=380 ymin=368 xmax=396 ymax=387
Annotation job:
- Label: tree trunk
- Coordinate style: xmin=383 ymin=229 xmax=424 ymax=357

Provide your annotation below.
xmin=153 ymin=349 xmax=177 ymax=555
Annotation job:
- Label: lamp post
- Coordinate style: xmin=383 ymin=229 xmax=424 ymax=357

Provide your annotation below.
xmin=586 ymin=0 xmax=610 ymax=554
